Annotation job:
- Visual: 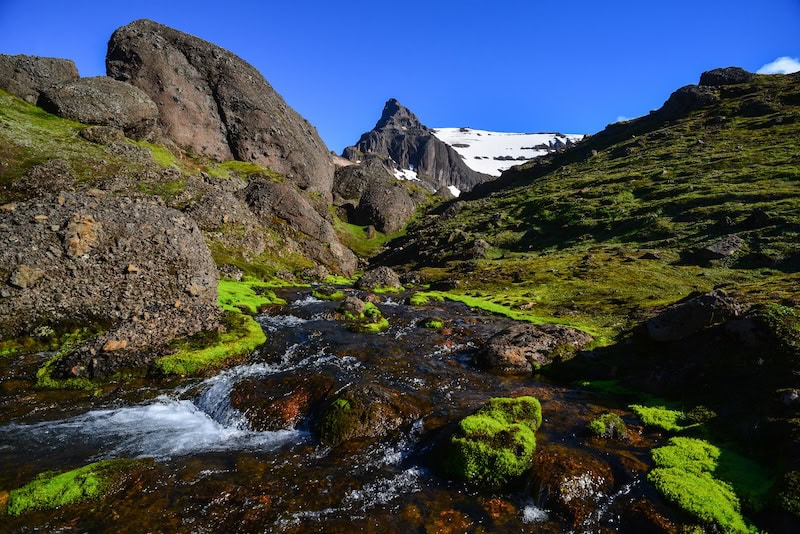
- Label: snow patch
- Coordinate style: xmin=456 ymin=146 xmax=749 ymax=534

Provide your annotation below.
xmin=432 ymin=127 xmax=584 ymax=177
xmin=447 ymin=185 xmax=461 ymax=197
xmin=392 ymin=168 xmax=420 ymax=181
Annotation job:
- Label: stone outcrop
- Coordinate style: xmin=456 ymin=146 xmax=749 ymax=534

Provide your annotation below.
xmin=0 ymin=192 xmax=220 ymax=376
xmin=0 ymin=54 xmax=79 ymax=104
xmin=343 ymin=99 xmax=491 ymax=192
xmin=106 ymin=19 xmax=334 ymax=199
xmin=238 ymin=179 xmax=357 ymax=275
xmin=38 ymin=76 xmax=159 ymax=140
xmin=355 ymin=182 xmax=417 ymax=234
xmin=355 ymin=266 xmax=401 ymax=291
xmin=646 ymin=290 xmax=744 ymax=342
xmin=699 ymin=67 xmax=756 ymax=87
xmin=477 ymin=324 xmax=594 ymax=373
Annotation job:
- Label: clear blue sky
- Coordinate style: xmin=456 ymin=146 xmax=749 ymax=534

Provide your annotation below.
xmin=1 ymin=1 xmax=798 ymax=153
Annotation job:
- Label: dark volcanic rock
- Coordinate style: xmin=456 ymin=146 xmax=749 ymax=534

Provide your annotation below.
xmin=699 ymin=67 xmax=756 ymax=87
xmin=344 ymin=99 xmax=491 ymax=192
xmin=355 ymin=182 xmax=417 ymax=234
xmin=107 ymin=19 xmax=334 ymax=198
xmin=38 ymin=76 xmax=159 ymax=139
xmin=478 ymin=324 xmax=594 ymax=373
xmin=239 ymin=179 xmax=357 ymax=275
xmin=0 ymin=193 xmax=220 ymax=377
xmin=333 ymin=158 xmax=395 ymax=202
xmin=0 ymin=54 xmax=79 ymax=104
xmin=355 ymin=266 xmax=401 ymax=290
xmin=656 ymin=84 xmax=720 ymax=122
xmin=697 ymin=234 xmax=745 ymax=263
xmin=646 ymin=289 xmax=744 ymax=342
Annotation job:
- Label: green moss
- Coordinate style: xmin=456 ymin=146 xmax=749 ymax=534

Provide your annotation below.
xmin=155 ymin=311 xmax=265 ymax=376
xmin=33 ymin=326 xmax=108 ymax=390
xmin=630 ymin=404 xmax=696 ymax=432
xmin=203 ymin=159 xmax=283 ymax=181
xmin=217 ymin=278 xmax=286 ymax=315
xmin=324 ymin=274 xmax=357 ymax=285
xmin=445 ymin=396 xmax=542 ymax=488
xmin=587 ymin=412 xmax=627 ymax=439
xmin=648 ymin=437 xmax=768 ymax=532
xmin=318 ymin=398 xmax=354 ymax=446
xmin=342 ymin=302 xmax=390 ymax=334
xmin=372 ymin=285 xmax=404 ymax=294
xmin=333 ymin=216 xmax=405 ymax=258
xmin=408 ymin=293 xmax=430 ymax=306
xmin=422 ymin=318 xmax=444 ymax=330
xmin=6 ymin=459 xmax=137 ymax=516
xmin=131 ymin=140 xmax=178 ymax=168
xmin=312 ymin=288 xmax=346 ymax=301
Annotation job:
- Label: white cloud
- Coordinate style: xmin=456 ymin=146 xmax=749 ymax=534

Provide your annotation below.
xmin=615 ymin=115 xmax=631 ymax=123
xmin=757 ymin=56 xmax=800 ymax=75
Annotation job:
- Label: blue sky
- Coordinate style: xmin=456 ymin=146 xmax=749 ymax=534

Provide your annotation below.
xmin=1 ymin=1 xmax=798 ymax=153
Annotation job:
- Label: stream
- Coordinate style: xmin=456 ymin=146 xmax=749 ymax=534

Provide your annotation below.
xmin=0 ymin=288 xmax=671 ymax=532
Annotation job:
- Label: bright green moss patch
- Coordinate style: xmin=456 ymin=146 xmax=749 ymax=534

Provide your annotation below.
xmin=6 ymin=459 xmax=137 ymax=516
xmin=217 ymin=279 xmax=286 ymax=315
xmin=155 ymin=311 xmax=266 ymax=376
xmin=344 ymin=302 xmax=390 ymax=334
xmin=324 ymin=274 xmax=357 ymax=286
xmin=421 ymin=318 xmax=444 ymax=330
xmin=445 ymin=396 xmax=542 ymax=488
xmin=648 ymin=437 xmax=757 ymax=532
xmin=131 ymin=140 xmax=178 ymax=168
xmin=312 ymin=287 xmax=346 ymax=301
xmin=630 ymin=404 xmax=696 ymax=432
xmin=408 ymin=293 xmax=430 ymax=306
xmin=333 ymin=216 xmax=405 ymax=258
xmin=587 ymin=412 xmax=628 ymax=439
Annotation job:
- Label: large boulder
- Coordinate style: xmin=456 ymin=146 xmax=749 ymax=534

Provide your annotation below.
xmin=477 ymin=324 xmax=594 ymax=373
xmin=0 ymin=193 xmax=220 ymax=376
xmin=646 ymin=289 xmax=744 ymax=342
xmin=107 ymin=19 xmax=334 ymax=199
xmin=355 ymin=182 xmax=417 ymax=234
xmin=38 ymin=76 xmax=159 ymax=139
xmin=355 ymin=266 xmax=401 ymax=291
xmin=699 ymin=67 xmax=755 ymax=87
xmin=238 ymin=179 xmax=357 ymax=275
xmin=0 ymin=54 xmax=79 ymax=104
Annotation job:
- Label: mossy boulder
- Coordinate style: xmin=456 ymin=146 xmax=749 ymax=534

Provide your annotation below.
xmin=477 ymin=324 xmax=593 ymax=373
xmin=5 ymin=459 xmax=140 ymax=516
xmin=317 ymin=384 xmax=422 ymax=448
xmin=443 ymin=396 xmax=542 ymax=488
xmin=586 ymin=412 xmax=627 ymax=440
xmin=338 ymin=299 xmax=389 ymax=333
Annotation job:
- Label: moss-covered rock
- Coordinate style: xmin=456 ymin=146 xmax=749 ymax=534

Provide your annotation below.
xmin=5 ymin=459 xmax=139 ymax=516
xmin=586 ymin=412 xmax=627 ymax=440
xmin=444 ymin=396 xmax=542 ymax=488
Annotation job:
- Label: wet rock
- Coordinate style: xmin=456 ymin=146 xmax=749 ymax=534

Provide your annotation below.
xmin=697 ymin=234 xmax=745 ymax=264
xmin=338 ymin=296 xmax=366 ymax=316
xmin=38 ymin=76 xmax=159 ymax=140
xmin=531 ymin=444 xmax=614 ymax=527
xmin=107 ymin=19 xmax=334 ymax=198
xmin=230 ymin=374 xmax=335 ymax=431
xmin=477 ymin=324 xmax=594 ymax=373
xmin=646 ymin=289 xmax=744 ymax=342
xmin=0 ymin=54 xmax=79 ymax=104
xmin=614 ymin=497 xmax=678 ymax=533
xmin=317 ymin=383 xmax=422 ymax=447
xmin=355 ymin=266 xmax=401 ymax=291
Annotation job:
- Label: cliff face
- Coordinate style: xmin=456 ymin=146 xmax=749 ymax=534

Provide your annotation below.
xmin=106 ymin=19 xmax=335 ymax=200
xmin=343 ymin=99 xmax=492 ymax=192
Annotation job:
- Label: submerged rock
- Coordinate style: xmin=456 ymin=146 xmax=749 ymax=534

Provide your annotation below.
xmin=477 ymin=324 xmax=594 ymax=373
xmin=317 ymin=383 xmax=422 ymax=447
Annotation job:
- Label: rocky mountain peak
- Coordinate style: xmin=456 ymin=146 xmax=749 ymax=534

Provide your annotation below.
xmin=374 ymin=98 xmax=426 ymax=132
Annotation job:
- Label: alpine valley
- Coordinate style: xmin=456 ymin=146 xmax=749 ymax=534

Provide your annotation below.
xmin=1 ymin=19 xmax=799 ymax=534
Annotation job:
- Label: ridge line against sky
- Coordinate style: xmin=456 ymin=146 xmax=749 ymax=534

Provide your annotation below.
xmin=1 ymin=0 xmax=798 ymax=153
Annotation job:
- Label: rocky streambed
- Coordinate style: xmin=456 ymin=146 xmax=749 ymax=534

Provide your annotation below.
xmin=0 ymin=288 xmax=684 ymax=532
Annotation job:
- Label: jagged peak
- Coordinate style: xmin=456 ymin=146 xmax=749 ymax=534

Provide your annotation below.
xmin=374 ymin=98 xmax=427 ymax=131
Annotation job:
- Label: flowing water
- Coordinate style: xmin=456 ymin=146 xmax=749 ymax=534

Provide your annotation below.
xmin=0 ymin=289 xmax=671 ymax=532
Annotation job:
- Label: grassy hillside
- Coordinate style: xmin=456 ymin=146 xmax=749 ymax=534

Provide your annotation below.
xmin=379 ymin=71 xmax=800 ymax=340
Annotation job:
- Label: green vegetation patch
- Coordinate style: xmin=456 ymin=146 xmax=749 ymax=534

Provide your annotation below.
xmin=217 ymin=278 xmax=286 ymax=315
xmin=421 ymin=318 xmax=444 ymax=330
xmin=648 ymin=437 xmax=758 ymax=532
xmin=587 ymin=412 xmax=628 ymax=439
xmin=344 ymin=302 xmax=389 ymax=334
xmin=445 ymin=396 xmax=542 ymax=488
xmin=333 ymin=216 xmax=405 ymax=258
xmin=6 ymin=459 xmax=137 ymax=516
xmin=312 ymin=287 xmax=346 ymax=301
xmin=630 ymin=404 xmax=696 ymax=432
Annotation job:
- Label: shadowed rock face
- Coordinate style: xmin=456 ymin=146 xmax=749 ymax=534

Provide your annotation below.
xmin=106 ymin=19 xmax=334 ymax=199
xmin=344 ymin=99 xmax=491 ymax=192
xmin=0 ymin=54 xmax=79 ymax=104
